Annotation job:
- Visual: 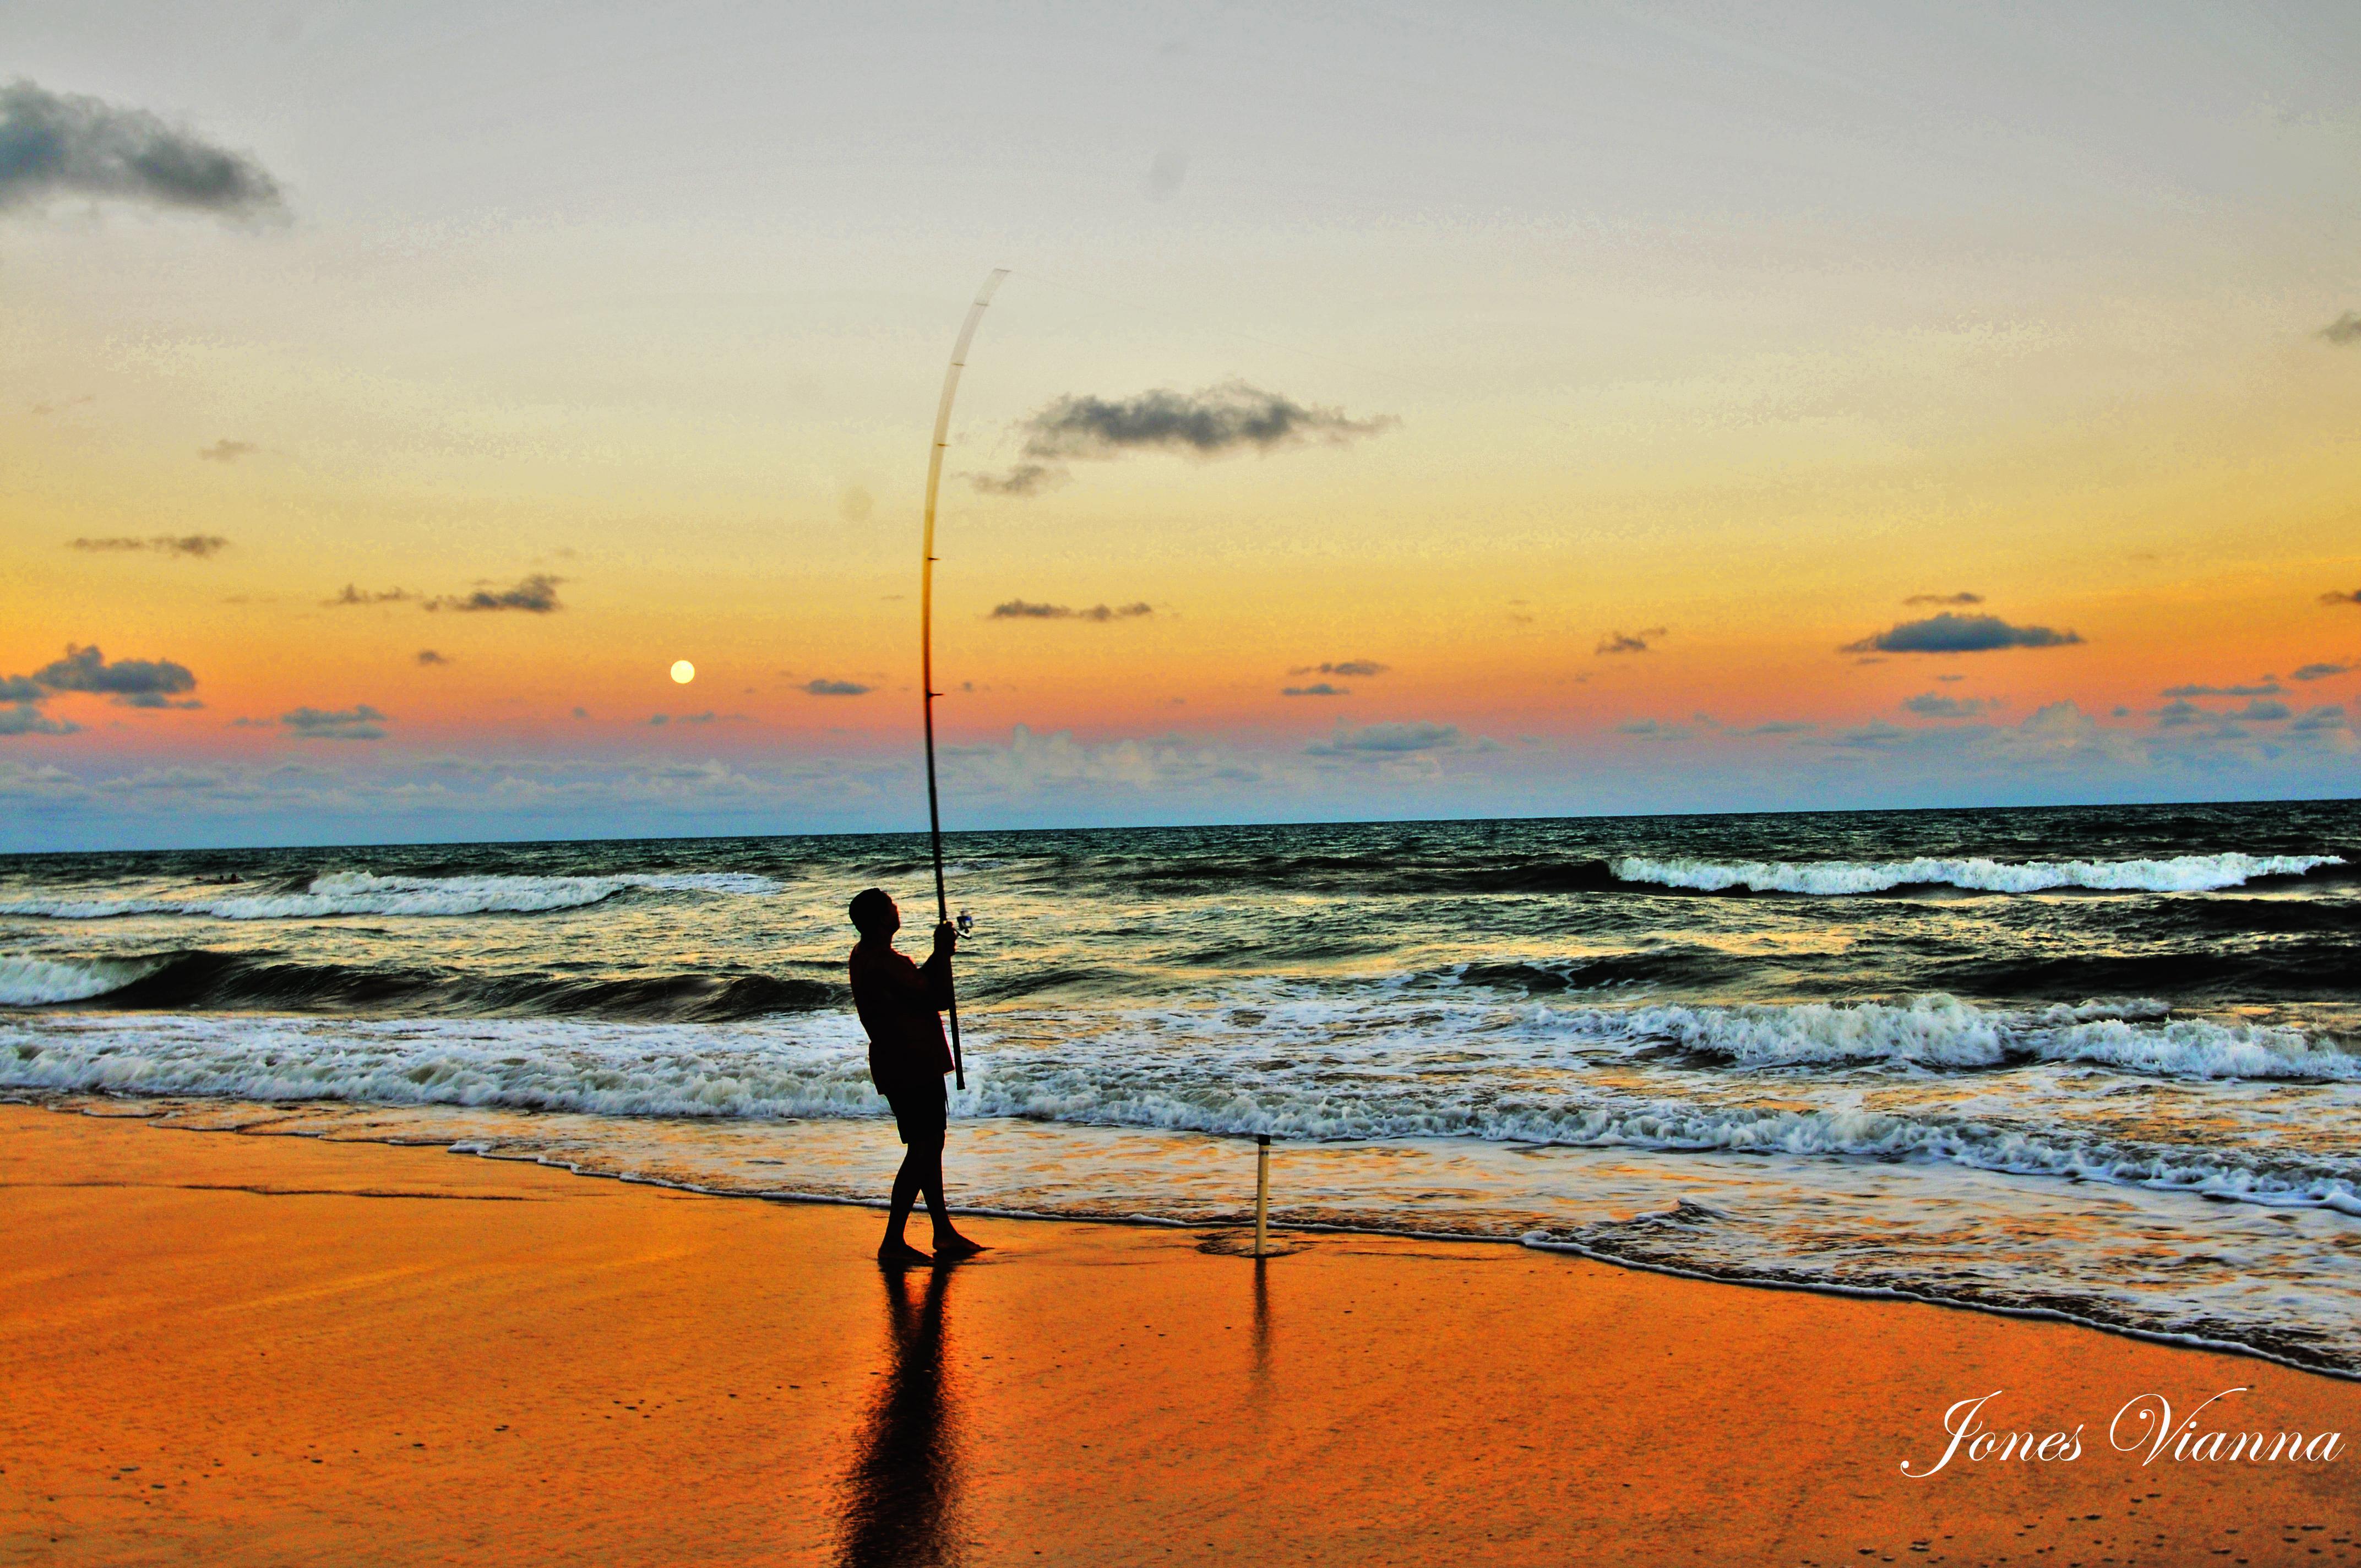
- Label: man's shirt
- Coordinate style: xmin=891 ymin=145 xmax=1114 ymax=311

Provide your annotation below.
xmin=848 ymin=940 xmax=954 ymax=1097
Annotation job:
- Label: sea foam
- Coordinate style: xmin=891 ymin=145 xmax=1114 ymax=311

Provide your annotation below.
xmin=0 ymin=869 xmax=777 ymax=921
xmin=6 ymin=995 xmax=2355 ymax=1215
xmin=1597 ymin=994 xmax=2354 ymax=1080
xmin=1608 ymin=851 xmax=2343 ymax=895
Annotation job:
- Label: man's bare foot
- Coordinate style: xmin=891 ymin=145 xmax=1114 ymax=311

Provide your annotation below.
xmin=877 ymin=1239 xmax=934 ymax=1266
xmin=931 ymin=1232 xmax=988 ymax=1260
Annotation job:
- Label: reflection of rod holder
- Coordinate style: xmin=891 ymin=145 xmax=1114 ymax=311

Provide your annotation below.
xmin=1254 ymin=1134 xmax=1271 ymax=1258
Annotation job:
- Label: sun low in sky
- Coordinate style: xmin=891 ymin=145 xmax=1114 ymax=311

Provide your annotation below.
xmin=1 ymin=3 xmax=2357 ymax=849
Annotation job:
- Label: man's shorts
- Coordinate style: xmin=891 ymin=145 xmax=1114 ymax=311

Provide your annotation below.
xmin=884 ymin=1080 xmax=947 ymax=1145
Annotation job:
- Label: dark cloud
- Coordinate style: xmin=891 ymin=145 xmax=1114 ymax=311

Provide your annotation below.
xmin=31 ymin=644 xmax=198 ymax=707
xmin=1288 ymin=660 xmax=1388 ymax=678
xmin=327 ymin=585 xmax=418 ymax=607
xmin=2291 ymin=704 xmax=2347 ymax=733
xmin=67 ymin=534 xmax=229 ymax=557
xmin=1737 ymin=720 xmax=1816 ymax=736
xmin=197 ymin=439 xmax=255 ymax=463
xmin=1306 ymin=720 xmax=1460 ymax=755
xmin=801 ymin=679 xmax=871 ymax=696
xmin=1842 ymin=613 xmax=2082 ymax=654
xmin=977 ymin=381 xmax=1395 ymax=494
xmin=970 ymin=462 xmax=1068 ymax=498
xmin=2152 ymin=699 xmax=2204 ymax=728
xmin=427 ymin=575 xmax=563 ymax=614
xmin=416 ymin=650 xmax=450 ymax=667
xmin=989 ymin=599 xmax=1152 ymax=622
xmin=2292 ymin=662 xmax=2349 ymax=682
xmin=0 ymin=704 xmax=78 ymax=736
xmin=1596 ymin=627 xmax=1667 ymax=656
xmin=1616 ymin=718 xmax=1690 ymax=740
xmin=2235 ymin=698 xmax=2292 ymax=722
xmin=0 ymin=676 xmax=42 ymax=703
xmin=2162 ymin=680 xmax=2280 ymax=698
xmin=0 ymin=80 xmax=284 ymax=219
xmin=2320 ymin=312 xmax=2361 ymax=346
xmin=281 ymin=704 xmax=387 ymax=741
xmin=2322 ymin=589 xmax=2361 ymax=607
xmin=1282 ymin=683 xmax=1349 ymax=698
xmin=1903 ymin=693 xmax=1995 ymax=719
xmin=1904 ymin=591 xmax=1983 ymax=606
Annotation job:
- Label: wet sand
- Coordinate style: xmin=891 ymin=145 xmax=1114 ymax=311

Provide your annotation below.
xmin=2 ymin=1103 xmax=2353 ymax=1566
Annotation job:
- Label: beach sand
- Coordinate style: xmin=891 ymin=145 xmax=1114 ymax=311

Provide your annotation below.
xmin=2 ymin=1103 xmax=2353 ymax=1566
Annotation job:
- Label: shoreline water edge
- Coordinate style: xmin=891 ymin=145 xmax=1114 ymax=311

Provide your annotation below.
xmin=4 ymin=801 xmax=2358 ymax=1376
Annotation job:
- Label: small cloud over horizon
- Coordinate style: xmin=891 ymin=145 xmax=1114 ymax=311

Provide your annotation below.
xmin=2320 ymin=311 xmax=2361 ymax=346
xmin=801 ymin=679 xmax=872 ymax=696
xmin=429 ymin=574 xmax=562 ymax=614
xmin=976 ymin=381 xmax=1395 ymax=495
xmin=1842 ymin=612 xmax=2082 ymax=655
xmin=1596 ymin=627 xmax=1667 ymax=656
xmin=67 ymin=534 xmax=228 ymax=557
xmin=0 ymin=80 xmax=285 ymax=221
xmin=281 ymin=704 xmax=387 ymax=741
xmin=327 ymin=584 xmax=419 ymax=607
xmin=1305 ymin=719 xmax=1460 ymax=755
xmin=2162 ymin=680 xmax=2281 ymax=698
xmin=1904 ymin=591 xmax=1983 ymax=606
xmin=25 ymin=644 xmax=199 ymax=709
xmin=1282 ymin=683 xmax=1350 ymax=698
xmin=989 ymin=599 xmax=1152 ymax=622
xmin=197 ymin=439 xmax=256 ymax=463
xmin=1903 ymin=692 xmax=1998 ymax=719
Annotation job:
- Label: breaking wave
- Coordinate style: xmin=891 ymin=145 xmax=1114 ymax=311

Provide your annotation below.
xmin=0 ymin=869 xmax=778 ymax=921
xmin=6 ymin=983 xmax=2356 ymax=1200
xmin=0 ymin=956 xmax=157 ymax=1006
xmin=1608 ymin=851 xmax=2344 ymax=896
xmin=1598 ymin=994 xmax=2357 ymax=1080
xmin=0 ymin=950 xmax=836 ymax=1020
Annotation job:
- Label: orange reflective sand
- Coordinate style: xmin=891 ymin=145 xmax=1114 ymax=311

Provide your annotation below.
xmin=3 ymin=1106 xmax=2353 ymax=1566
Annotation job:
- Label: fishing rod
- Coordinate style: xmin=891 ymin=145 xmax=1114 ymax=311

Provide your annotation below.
xmin=920 ymin=267 xmax=1008 ymax=1092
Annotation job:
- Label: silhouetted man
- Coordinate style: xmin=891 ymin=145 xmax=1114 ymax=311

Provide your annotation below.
xmin=848 ymin=888 xmax=985 ymax=1265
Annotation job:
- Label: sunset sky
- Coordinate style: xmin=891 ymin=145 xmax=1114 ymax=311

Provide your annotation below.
xmin=5 ymin=1 xmax=2358 ymax=850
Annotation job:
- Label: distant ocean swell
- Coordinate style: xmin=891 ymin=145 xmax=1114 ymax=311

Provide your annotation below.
xmin=0 ymin=853 xmax=2344 ymax=928
xmin=5 ymin=1000 xmax=2354 ymax=1212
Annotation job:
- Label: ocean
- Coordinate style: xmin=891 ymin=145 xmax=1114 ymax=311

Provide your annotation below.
xmin=4 ymin=802 xmax=2357 ymax=1375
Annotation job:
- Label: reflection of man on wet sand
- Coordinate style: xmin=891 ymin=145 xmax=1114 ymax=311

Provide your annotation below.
xmin=848 ymin=888 xmax=986 ymax=1265
xmin=837 ymin=1265 xmax=960 ymax=1568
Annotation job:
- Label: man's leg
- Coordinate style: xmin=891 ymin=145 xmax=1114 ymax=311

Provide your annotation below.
xmin=916 ymin=1118 xmax=986 ymax=1256
xmin=879 ymin=1100 xmax=933 ymax=1263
